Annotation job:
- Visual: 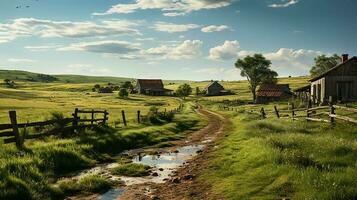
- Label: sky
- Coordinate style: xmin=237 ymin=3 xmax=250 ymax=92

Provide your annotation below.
xmin=0 ymin=0 xmax=356 ymax=81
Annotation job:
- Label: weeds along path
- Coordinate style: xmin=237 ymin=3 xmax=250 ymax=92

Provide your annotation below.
xmin=118 ymin=106 xmax=230 ymax=200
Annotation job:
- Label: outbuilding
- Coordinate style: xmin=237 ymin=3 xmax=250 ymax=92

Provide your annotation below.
xmin=256 ymin=84 xmax=293 ymax=104
xmin=136 ymin=79 xmax=173 ymax=96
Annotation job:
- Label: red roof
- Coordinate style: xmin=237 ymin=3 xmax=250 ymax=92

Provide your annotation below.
xmin=257 ymin=84 xmax=292 ymax=97
xmin=137 ymin=79 xmax=164 ymax=90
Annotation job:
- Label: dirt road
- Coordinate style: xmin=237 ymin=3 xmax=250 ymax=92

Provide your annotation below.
xmin=118 ymin=107 xmax=229 ymax=200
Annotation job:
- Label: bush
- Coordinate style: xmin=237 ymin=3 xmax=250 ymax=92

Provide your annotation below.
xmin=118 ymin=88 xmax=129 ymax=98
xmin=98 ymin=87 xmax=113 ymax=93
xmin=58 ymin=175 xmax=112 ymax=195
xmin=146 ymin=106 xmax=175 ymax=125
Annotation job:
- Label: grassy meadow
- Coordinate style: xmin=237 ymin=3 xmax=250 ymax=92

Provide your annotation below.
xmin=198 ymin=102 xmax=357 ymax=200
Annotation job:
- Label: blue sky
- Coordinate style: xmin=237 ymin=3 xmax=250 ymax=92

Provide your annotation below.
xmin=0 ymin=0 xmax=356 ymax=81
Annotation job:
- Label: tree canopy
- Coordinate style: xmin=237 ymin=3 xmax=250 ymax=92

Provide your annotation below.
xmin=176 ymin=83 xmax=192 ymax=98
xmin=235 ymin=54 xmax=278 ymax=102
xmin=310 ymin=54 xmax=341 ymax=77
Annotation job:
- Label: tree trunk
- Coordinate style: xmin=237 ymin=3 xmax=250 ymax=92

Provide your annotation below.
xmin=251 ymin=87 xmax=257 ymax=103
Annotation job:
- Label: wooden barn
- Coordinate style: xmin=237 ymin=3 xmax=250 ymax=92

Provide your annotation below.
xmin=204 ymin=81 xmax=229 ymax=96
xmin=256 ymin=84 xmax=293 ymax=104
xmin=135 ymin=79 xmax=173 ymax=96
xmin=294 ymin=85 xmax=311 ymax=102
xmin=310 ymin=54 xmax=357 ymax=104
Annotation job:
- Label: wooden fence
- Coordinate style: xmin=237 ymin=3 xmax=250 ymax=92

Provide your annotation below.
xmin=0 ymin=103 xmax=185 ymax=148
xmin=0 ymin=108 xmax=108 ymax=148
xmin=219 ymin=97 xmax=357 ymax=125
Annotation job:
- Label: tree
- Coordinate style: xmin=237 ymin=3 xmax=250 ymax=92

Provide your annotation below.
xmin=176 ymin=83 xmax=192 ymax=99
xmin=195 ymin=87 xmax=201 ymax=96
xmin=235 ymin=54 xmax=278 ymax=102
xmin=118 ymin=88 xmax=129 ymax=98
xmin=121 ymin=81 xmax=134 ymax=90
xmin=3 ymin=79 xmax=10 ymax=84
xmin=310 ymin=54 xmax=341 ymax=77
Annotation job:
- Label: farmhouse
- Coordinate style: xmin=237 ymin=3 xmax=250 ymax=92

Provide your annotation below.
xmin=310 ymin=54 xmax=357 ymax=104
xmin=135 ymin=79 xmax=173 ymax=96
xmin=256 ymin=84 xmax=293 ymax=104
xmin=204 ymin=81 xmax=229 ymax=96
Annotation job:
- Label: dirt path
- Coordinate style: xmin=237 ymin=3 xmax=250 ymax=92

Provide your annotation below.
xmin=118 ymin=106 xmax=230 ymax=200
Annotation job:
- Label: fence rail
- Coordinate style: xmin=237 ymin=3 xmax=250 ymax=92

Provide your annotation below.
xmin=218 ymin=96 xmax=357 ymax=125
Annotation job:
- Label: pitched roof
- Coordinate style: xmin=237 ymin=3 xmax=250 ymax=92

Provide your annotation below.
xmin=294 ymin=85 xmax=310 ymax=92
xmin=205 ymin=81 xmax=224 ymax=90
xmin=137 ymin=79 xmax=164 ymax=89
xmin=257 ymin=84 xmax=292 ymax=97
xmin=309 ymin=56 xmax=357 ymax=82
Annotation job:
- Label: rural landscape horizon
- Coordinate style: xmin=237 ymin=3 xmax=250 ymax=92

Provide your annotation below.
xmin=0 ymin=0 xmax=356 ymax=200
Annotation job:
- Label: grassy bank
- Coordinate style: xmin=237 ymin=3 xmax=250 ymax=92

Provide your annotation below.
xmin=0 ymin=102 xmax=206 ymax=200
xmin=200 ymin=110 xmax=357 ymax=200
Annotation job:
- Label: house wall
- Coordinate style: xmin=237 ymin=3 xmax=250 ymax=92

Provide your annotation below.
xmin=325 ymin=76 xmax=357 ymax=102
xmin=206 ymin=83 xmax=224 ymax=96
xmin=311 ymin=77 xmax=325 ymax=104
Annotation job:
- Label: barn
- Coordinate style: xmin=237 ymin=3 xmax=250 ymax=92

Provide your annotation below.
xmin=310 ymin=54 xmax=357 ymax=104
xmin=204 ymin=81 xmax=229 ymax=96
xmin=135 ymin=79 xmax=173 ymax=96
xmin=256 ymin=84 xmax=293 ymax=104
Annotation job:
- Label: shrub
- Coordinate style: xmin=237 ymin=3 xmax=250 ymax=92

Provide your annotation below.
xmin=98 ymin=87 xmax=113 ymax=93
xmin=146 ymin=106 xmax=175 ymax=125
xmin=118 ymin=88 xmax=129 ymax=98
xmin=58 ymin=175 xmax=112 ymax=195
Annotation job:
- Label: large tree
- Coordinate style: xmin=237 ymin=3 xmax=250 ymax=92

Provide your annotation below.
xmin=310 ymin=54 xmax=341 ymax=77
xmin=235 ymin=54 xmax=278 ymax=102
xmin=176 ymin=83 xmax=192 ymax=99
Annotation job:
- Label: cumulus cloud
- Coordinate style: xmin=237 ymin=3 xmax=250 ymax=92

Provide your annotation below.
xmin=0 ymin=18 xmax=140 ymax=43
xmin=57 ymin=40 xmax=141 ymax=54
xmin=209 ymin=40 xmax=240 ymax=60
xmin=201 ymin=25 xmax=230 ymax=33
xmin=145 ymin=40 xmax=203 ymax=59
xmin=269 ymin=0 xmax=299 ymax=8
xmin=153 ymin=22 xmax=200 ymax=33
xmin=94 ymin=0 xmax=234 ymax=17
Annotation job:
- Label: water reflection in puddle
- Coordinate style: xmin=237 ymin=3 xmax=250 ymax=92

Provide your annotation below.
xmin=99 ymin=144 xmax=204 ymax=199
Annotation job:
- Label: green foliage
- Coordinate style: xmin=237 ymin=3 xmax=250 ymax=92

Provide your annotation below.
xmin=111 ymin=163 xmax=151 ymax=177
xmin=146 ymin=106 xmax=175 ymax=125
xmin=176 ymin=83 xmax=192 ymax=98
xmin=310 ymin=54 xmax=341 ymax=77
xmin=121 ymin=81 xmax=134 ymax=90
xmin=58 ymin=175 xmax=112 ymax=195
xmin=235 ymin=54 xmax=278 ymax=102
xmin=118 ymin=88 xmax=129 ymax=98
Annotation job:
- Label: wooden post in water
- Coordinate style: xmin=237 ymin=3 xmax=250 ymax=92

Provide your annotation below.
xmin=9 ymin=111 xmax=22 ymax=148
xmin=274 ymin=106 xmax=280 ymax=118
xmin=329 ymin=96 xmax=335 ymax=123
xmin=121 ymin=110 xmax=127 ymax=126
xmin=137 ymin=110 xmax=141 ymax=124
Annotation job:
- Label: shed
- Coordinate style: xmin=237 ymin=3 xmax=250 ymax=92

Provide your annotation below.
xmin=136 ymin=79 xmax=173 ymax=96
xmin=294 ymin=85 xmax=311 ymax=102
xmin=204 ymin=81 xmax=227 ymax=96
xmin=256 ymin=84 xmax=293 ymax=103
xmin=310 ymin=54 xmax=357 ymax=104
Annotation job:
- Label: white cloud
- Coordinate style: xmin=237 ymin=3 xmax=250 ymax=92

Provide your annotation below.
xmin=25 ymin=45 xmax=61 ymax=51
xmin=8 ymin=58 xmax=37 ymax=63
xmin=193 ymin=67 xmax=241 ymax=80
xmin=201 ymin=25 xmax=230 ymax=33
xmin=67 ymin=64 xmax=92 ymax=68
xmin=57 ymin=40 xmax=141 ymax=54
xmin=0 ymin=18 xmax=140 ymax=43
xmin=269 ymin=0 xmax=299 ymax=8
xmin=94 ymin=0 xmax=234 ymax=17
xmin=209 ymin=40 xmax=240 ymax=60
xmin=264 ymin=48 xmax=322 ymax=75
xmin=145 ymin=40 xmax=203 ymax=59
xmin=153 ymin=22 xmax=200 ymax=33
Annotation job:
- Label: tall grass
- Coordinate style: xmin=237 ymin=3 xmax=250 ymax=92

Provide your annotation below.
xmin=200 ymin=112 xmax=357 ymax=200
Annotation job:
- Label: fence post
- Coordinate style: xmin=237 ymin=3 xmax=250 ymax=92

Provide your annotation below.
xmin=9 ymin=111 xmax=22 ymax=148
xmin=291 ymin=103 xmax=295 ymax=120
xmin=137 ymin=110 xmax=141 ymax=124
xmin=274 ymin=106 xmax=280 ymax=118
xmin=91 ymin=109 xmax=94 ymax=125
xmin=329 ymin=96 xmax=335 ymax=123
xmin=121 ymin=110 xmax=127 ymax=126
xmin=72 ymin=108 xmax=79 ymax=134
xmin=103 ymin=110 xmax=108 ymax=124
xmin=260 ymin=107 xmax=266 ymax=119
